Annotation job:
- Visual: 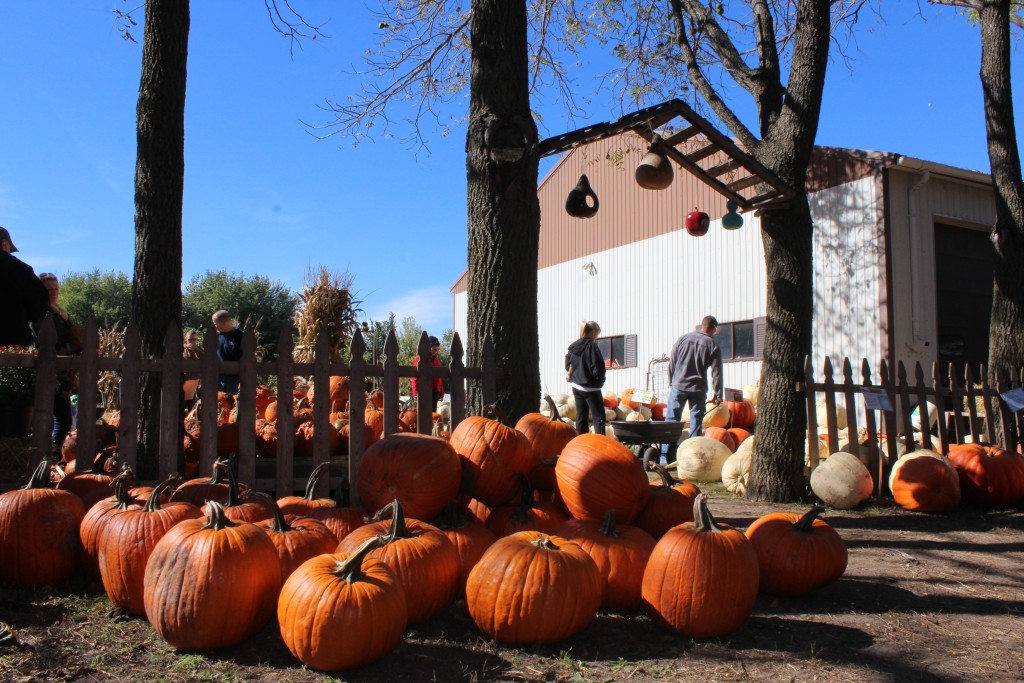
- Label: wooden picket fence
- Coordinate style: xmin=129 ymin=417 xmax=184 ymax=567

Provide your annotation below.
xmin=0 ymin=316 xmax=499 ymax=504
xmin=801 ymin=355 xmax=1024 ymax=495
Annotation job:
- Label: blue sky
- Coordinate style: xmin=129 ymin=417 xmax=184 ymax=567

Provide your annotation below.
xmin=0 ymin=2 xmax=1020 ymax=336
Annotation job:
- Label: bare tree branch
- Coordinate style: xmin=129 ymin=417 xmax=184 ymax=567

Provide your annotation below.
xmin=264 ymin=0 xmax=329 ymax=57
xmin=667 ymin=0 xmax=760 ymax=150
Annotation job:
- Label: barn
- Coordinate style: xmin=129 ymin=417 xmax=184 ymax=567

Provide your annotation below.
xmin=451 ymin=125 xmax=996 ymax=403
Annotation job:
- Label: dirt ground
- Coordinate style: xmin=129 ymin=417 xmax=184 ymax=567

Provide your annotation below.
xmin=1 ymin=489 xmax=1022 ymax=683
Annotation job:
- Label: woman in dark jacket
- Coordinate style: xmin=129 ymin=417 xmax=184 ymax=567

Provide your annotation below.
xmin=564 ymin=321 xmax=607 ymax=435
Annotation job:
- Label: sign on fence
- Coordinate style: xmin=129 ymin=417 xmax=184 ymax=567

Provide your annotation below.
xmin=860 ymin=386 xmax=894 ymax=412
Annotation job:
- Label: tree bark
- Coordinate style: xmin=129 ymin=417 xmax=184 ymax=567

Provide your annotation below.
xmin=744 ymin=0 xmax=831 ymax=502
xmin=981 ymin=0 xmax=1024 ymax=442
xmin=131 ymin=0 xmax=189 ymax=479
xmin=465 ymin=0 xmax=541 ymax=423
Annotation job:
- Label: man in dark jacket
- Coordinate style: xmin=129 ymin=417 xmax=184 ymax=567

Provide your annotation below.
xmin=0 ymin=227 xmax=49 ymax=347
xmin=667 ymin=316 xmax=723 ymax=440
xmin=212 ymin=310 xmax=243 ymax=394
xmin=565 ymin=321 xmax=607 ymax=435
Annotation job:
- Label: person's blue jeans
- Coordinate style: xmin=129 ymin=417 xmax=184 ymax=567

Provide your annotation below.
xmin=53 ymin=393 xmax=73 ymax=456
xmin=573 ymin=388 xmax=606 ymax=435
xmin=664 ymin=388 xmax=707 ymax=460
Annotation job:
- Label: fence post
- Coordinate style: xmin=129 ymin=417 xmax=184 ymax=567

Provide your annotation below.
xmin=879 ymin=360 xmax=899 ymax=471
xmin=158 ymin=323 xmax=183 ymax=479
xmin=449 ymin=333 xmax=466 ymax=432
xmin=860 ymin=359 xmax=882 ymax=494
xmin=311 ymin=328 xmax=331 ymax=498
xmin=31 ymin=315 xmax=57 ymax=456
xmin=948 ymin=363 xmax=969 ymax=444
xmin=803 ymin=355 xmax=819 ymax=470
xmin=275 ymin=331 xmax=296 ymax=499
xmin=76 ymin=318 xmax=99 ymax=471
xmin=821 ymin=356 xmax=839 ymax=455
xmin=895 ymin=362 xmax=915 ymax=452
xmin=980 ymin=364 xmax=999 ymax=444
xmin=931 ymin=363 xmax=951 ymax=454
xmin=912 ymin=363 xmax=933 ymax=452
xmin=198 ymin=321 xmax=220 ymax=479
xmin=842 ymin=358 xmax=860 ymax=461
xmin=119 ymin=323 xmax=141 ymax=473
xmin=348 ymin=331 xmax=367 ymax=506
xmin=237 ymin=328 xmax=258 ymax=489
xmin=415 ymin=332 xmax=433 ymax=434
xmin=381 ymin=329 xmax=400 ymax=437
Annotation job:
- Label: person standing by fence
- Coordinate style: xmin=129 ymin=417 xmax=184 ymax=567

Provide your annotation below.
xmin=565 ymin=321 xmax=607 ymax=435
xmin=212 ymin=310 xmax=242 ymax=394
xmin=0 ymin=226 xmax=49 ymax=348
xmin=37 ymin=273 xmax=82 ymax=455
xmin=412 ymin=335 xmax=444 ymax=406
xmin=667 ymin=315 xmax=723 ymax=440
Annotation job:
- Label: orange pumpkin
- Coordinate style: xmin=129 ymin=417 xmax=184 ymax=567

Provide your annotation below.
xmin=555 ymin=510 xmax=656 ymax=611
xmin=633 ymin=464 xmax=701 ymax=539
xmin=485 ymin=474 xmax=569 ymax=537
xmin=947 ymin=443 xmax=1024 ymax=507
xmin=555 ymin=434 xmax=650 ymax=524
xmin=254 ymin=493 xmax=339 ymax=582
xmin=430 ymin=503 xmax=498 ymax=593
xmin=642 ymin=494 xmax=759 ymax=637
xmin=723 ymin=399 xmax=756 ymax=428
xmin=357 ymin=433 xmax=462 ymax=520
xmin=702 ymin=426 xmax=738 ymax=453
xmin=516 ymin=395 xmax=577 ymax=492
xmin=744 ymin=506 xmax=848 ymax=596
xmin=620 ymin=388 xmax=657 ymax=410
xmin=889 ymin=450 xmax=961 ymax=513
xmin=450 ymin=416 xmax=534 ymax=507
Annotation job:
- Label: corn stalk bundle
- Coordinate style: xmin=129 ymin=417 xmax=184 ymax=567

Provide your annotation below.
xmin=292 ymin=266 xmax=362 ymax=364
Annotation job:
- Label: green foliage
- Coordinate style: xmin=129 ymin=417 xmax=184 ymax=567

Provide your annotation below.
xmin=359 ymin=313 xmax=453 ymax=396
xmin=0 ymin=346 xmax=35 ymax=407
xmin=182 ymin=270 xmax=295 ymax=360
xmin=57 ymin=270 xmax=132 ymax=328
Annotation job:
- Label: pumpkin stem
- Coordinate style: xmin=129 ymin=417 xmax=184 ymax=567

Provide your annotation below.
xmin=254 ymin=491 xmax=291 ymax=533
xmin=650 ymin=463 xmax=679 ymax=487
xmin=794 ymin=506 xmax=826 ymax=533
xmin=207 ymin=458 xmax=229 ymax=485
xmin=376 ymin=499 xmax=412 ymax=543
xmin=432 ymin=502 xmax=467 ymax=531
xmin=333 ymin=535 xmax=385 ymax=584
xmin=599 ymin=509 xmax=621 ymax=537
xmin=222 ymin=457 xmax=242 ymax=508
xmin=23 ymin=457 xmax=54 ymax=490
xmin=143 ymin=474 xmax=181 ymax=512
xmin=692 ymin=493 xmax=724 ymax=534
xmin=202 ymin=500 xmax=238 ymax=530
xmin=303 ymin=462 xmax=331 ymax=501
xmin=530 ymin=535 xmax=559 ymax=551
xmin=542 ymin=395 xmax=561 ymax=423
xmin=111 ymin=468 xmax=136 ymax=510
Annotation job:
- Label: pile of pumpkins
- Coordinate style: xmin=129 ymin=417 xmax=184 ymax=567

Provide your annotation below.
xmin=0 ymin=401 xmax=849 ymax=672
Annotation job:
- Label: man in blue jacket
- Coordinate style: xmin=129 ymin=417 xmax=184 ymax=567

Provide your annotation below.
xmin=667 ymin=316 xmax=723 ymax=441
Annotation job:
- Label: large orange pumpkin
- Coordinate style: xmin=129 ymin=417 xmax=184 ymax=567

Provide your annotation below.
xmin=0 ymin=458 xmax=86 ymax=586
xmin=947 ymin=443 xmax=1024 ymax=507
xmin=554 ymin=510 xmax=656 ymax=611
xmin=642 ymin=494 xmax=759 ymax=638
xmin=744 ymin=506 xmax=848 ymax=596
xmin=450 ymin=416 xmax=534 ymax=506
xmin=702 ymin=426 xmax=738 ymax=453
xmin=305 ymin=375 xmax=350 ymax=413
xmin=277 ymin=462 xmax=336 ymax=516
xmin=277 ymin=537 xmax=407 ymax=671
xmin=889 ymin=450 xmax=961 ymax=513
xmin=254 ymin=493 xmax=339 ymax=582
xmin=143 ymin=501 xmax=282 ymax=650
xmin=80 ymin=470 xmax=145 ymax=577
xmin=555 ymin=434 xmax=650 ymax=524
xmin=303 ymin=477 xmax=368 ymax=542
xmin=169 ymin=458 xmax=240 ymax=507
xmin=430 ymin=503 xmax=498 ymax=593
xmin=97 ymin=476 xmax=202 ymax=616
xmin=515 ymin=395 xmax=578 ymax=492
xmin=485 ymin=474 xmax=569 ymax=537
xmin=336 ymin=500 xmax=460 ymax=624
xmin=357 ymin=433 xmax=462 ymax=520
xmin=465 ymin=530 xmax=601 ymax=644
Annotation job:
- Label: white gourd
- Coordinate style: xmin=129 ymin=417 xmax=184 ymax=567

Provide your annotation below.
xmin=810 ymin=451 xmax=873 ymax=509
xmin=721 ymin=449 xmax=752 ymax=495
xmin=676 ymin=437 xmax=731 ymax=482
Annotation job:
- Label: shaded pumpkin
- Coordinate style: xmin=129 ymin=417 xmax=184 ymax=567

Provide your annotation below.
xmin=97 ymin=476 xmax=202 ymax=616
xmin=56 ymin=448 xmax=117 ymax=503
xmin=357 ymin=433 xmax=462 ymax=520
xmin=303 ymin=476 xmax=369 ymax=542
xmin=633 ymin=464 xmax=700 ymax=539
xmin=80 ymin=469 xmax=145 ymax=577
xmin=723 ymin=399 xmax=756 ymax=429
xmin=744 ymin=506 xmax=848 ymax=596
xmin=253 ymin=493 xmax=339 ymax=582
xmin=485 ymin=474 xmax=569 ymax=537
xmin=516 ymin=395 xmax=577 ymax=492
xmin=143 ymin=501 xmax=282 ymax=651
xmin=465 ymin=530 xmax=601 ymax=644
xmin=430 ymin=503 xmax=498 ymax=593
xmin=170 ymin=458 xmax=241 ymax=507
xmin=277 ymin=536 xmax=407 ymax=671
xmin=947 ymin=443 xmax=1024 ymax=507
xmin=888 ymin=449 xmax=960 ymax=513
xmin=0 ymin=458 xmax=86 ymax=586
xmin=554 ymin=510 xmax=656 ymax=611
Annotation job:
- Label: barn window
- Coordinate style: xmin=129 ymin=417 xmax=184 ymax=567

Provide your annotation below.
xmin=597 ymin=334 xmax=637 ymax=369
xmin=713 ymin=318 xmax=766 ymax=361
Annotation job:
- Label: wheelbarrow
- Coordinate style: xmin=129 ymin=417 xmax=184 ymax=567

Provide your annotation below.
xmin=608 ymin=420 xmax=685 ymax=469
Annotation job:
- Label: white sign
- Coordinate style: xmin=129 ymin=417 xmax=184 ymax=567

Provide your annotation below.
xmin=631 ymin=389 xmax=655 ymax=405
xmin=1001 ymin=387 xmax=1024 ymax=413
xmin=724 ymin=388 xmax=743 ymax=402
xmin=861 ymin=386 xmax=895 ymax=412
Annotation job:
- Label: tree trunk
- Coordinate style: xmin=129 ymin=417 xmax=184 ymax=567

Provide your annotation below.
xmin=131 ymin=0 xmax=189 ymax=479
xmin=981 ymin=0 xmax=1024 ymax=443
xmin=745 ymin=195 xmax=815 ymax=501
xmin=464 ymin=0 xmax=541 ymax=423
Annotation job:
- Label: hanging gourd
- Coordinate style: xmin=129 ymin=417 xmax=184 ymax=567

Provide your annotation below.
xmin=684 ymin=207 xmax=710 ymax=236
xmin=634 ymin=136 xmax=674 ymax=190
xmin=721 ymin=198 xmax=744 ymax=230
xmin=565 ymin=174 xmax=599 ymax=218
